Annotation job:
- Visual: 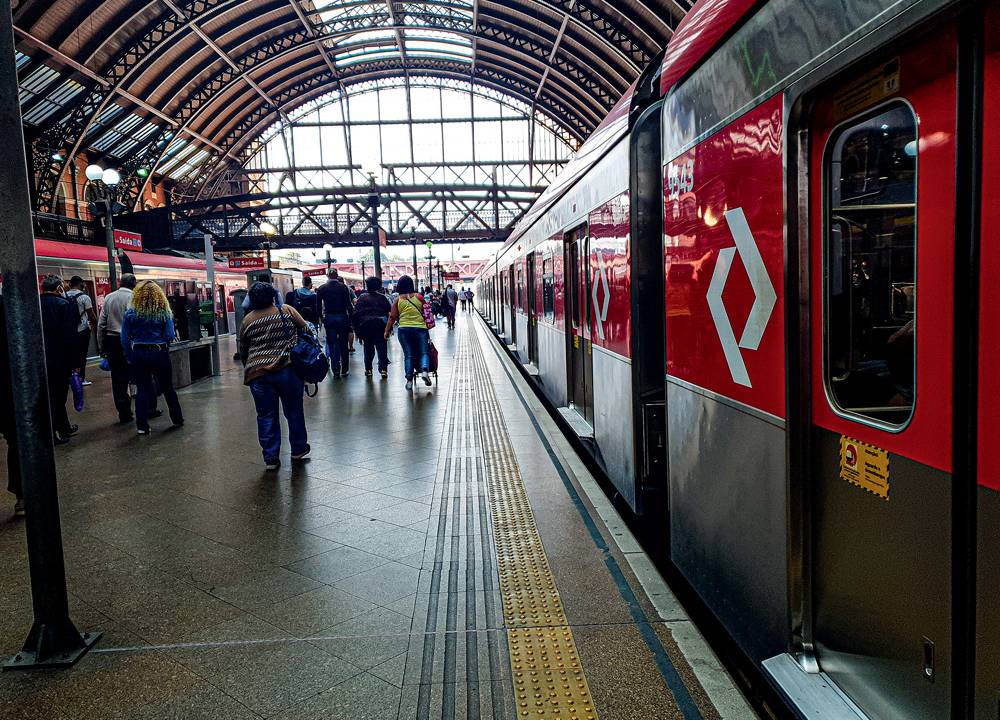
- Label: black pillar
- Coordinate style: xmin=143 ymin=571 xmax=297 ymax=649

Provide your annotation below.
xmin=368 ymin=182 xmax=383 ymax=280
xmin=0 ymin=0 xmax=100 ymax=670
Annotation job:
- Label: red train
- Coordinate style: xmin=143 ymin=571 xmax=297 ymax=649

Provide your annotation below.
xmin=478 ymin=0 xmax=999 ymax=717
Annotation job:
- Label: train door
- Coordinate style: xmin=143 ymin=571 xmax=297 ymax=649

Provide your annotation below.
xmin=805 ymin=31 xmax=958 ymax=720
xmin=565 ymin=227 xmax=594 ymax=424
xmin=508 ymin=265 xmax=517 ymax=344
xmin=526 ymin=252 xmax=539 ymax=365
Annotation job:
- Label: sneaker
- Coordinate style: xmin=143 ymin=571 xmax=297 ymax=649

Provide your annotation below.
xmin=380 ymin=370 xmax=388 ymax=379
xmin=67 ymin=424 xmax=79 ymax=436
xmin=292 ymin=445 xmax=311 ymax=461
xmin=81 ymin=380 xmax=93 ymax=387
xmin=405 ymin=378 xmax=413 ymax=390
xmin=332 ymin=372 xmax=341 ymax=379
xmin=264 ymin=458 xmax=280 ymax=471
xmin=53 ymin=433 xmax=70 ymax=445
xmin=117 ymin=415 xmax=134 ymax=425
xmin=13 ymin=499 xmax=24 ymax=517
xmin=365 ymin=369 xmax=373 ymax=377
xmin=341 ymin=369 xmax=349 ymax=377
xmin=136 ymin=428 xmax=150 ymax=436
xmin=148 ymin=410 xmax=163 ymax=419
xmin=171 ymin=419 xmax=184 ymax=428
xmin=421 ymin=372 xmax=432 ymax=386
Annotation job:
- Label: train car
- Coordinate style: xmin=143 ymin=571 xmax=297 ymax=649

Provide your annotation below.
xmin=478 ymin=0 xmax=998 ymax=717
xmin=35 ymin=238 xmax=251 ymax=354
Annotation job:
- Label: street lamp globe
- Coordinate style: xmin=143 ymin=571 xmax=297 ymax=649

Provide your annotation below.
xmin=85 ymin=164 xmax=104 ymax=181
xmin=322 ymin=243 xmax=334 ymax=253
xmin=260 ymin=221 xmax=277 ymax=237
xmin=102 ymin=168 xmax=121 ymax=186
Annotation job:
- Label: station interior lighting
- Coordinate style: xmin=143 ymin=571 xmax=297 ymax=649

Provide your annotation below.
xmin=85 ymin=164 xmax=120 ymax=186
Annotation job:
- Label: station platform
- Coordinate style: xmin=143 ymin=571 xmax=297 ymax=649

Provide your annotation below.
xmin=0 ymin=313 xmax=754 ymax=720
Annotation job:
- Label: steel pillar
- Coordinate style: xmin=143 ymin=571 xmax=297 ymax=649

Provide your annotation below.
xmin=0 ymin=0 xmax=100 ymax=670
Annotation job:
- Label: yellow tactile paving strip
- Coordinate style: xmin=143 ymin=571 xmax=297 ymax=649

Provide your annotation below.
xmin=471 ymin=332 xmax=599 ymax=720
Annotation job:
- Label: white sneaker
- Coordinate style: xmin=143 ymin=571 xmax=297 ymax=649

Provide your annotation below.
xmin=405 ymin=378 xmax=413 ymax=390
xmin=421 ymin=372 xmax=432 ymax=386
xmin=81 ymin=380 xmax=93 ymax=387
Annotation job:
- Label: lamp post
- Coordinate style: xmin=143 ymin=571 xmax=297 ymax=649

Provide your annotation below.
xmin=410 ymin=224 xmax=418 ymax=282
xmin=323 ymin=243 xmax=333 ymax=272
xmin=426 ymin=241 xmax=433 ymax=293
xmin=85 ymin=164 xmax=122 ymax=291
xmin=365 ymin=170 xmax=384 ymax=280
xmin=259 ymin=221 xmax=277 ymax=269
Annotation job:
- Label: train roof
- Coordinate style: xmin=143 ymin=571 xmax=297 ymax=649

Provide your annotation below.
xmin=34 ymin=238 xmax=241 ymax=274
xmin=658 ymin=0 xmax=758 ymax=94
xmin=491 ymin=0 xmax=758 ymax=270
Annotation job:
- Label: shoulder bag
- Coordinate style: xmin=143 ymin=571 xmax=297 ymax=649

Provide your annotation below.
xmin=279 ymin=309 xmax=330 ymax=392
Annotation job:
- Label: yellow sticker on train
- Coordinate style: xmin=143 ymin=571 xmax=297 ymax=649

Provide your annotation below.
xmin=839 ymin=436 xmax=890 ymax=500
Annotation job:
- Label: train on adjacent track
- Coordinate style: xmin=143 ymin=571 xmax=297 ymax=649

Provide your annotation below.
xmin=476 ymin=0 xmax=999 ymax=717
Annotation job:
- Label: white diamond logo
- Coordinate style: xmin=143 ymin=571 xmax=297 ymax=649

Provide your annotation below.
xmin=591 ymin=251 xmax=610 ymax=341
xmin=706 ymin=208 xmax=777 ymax=388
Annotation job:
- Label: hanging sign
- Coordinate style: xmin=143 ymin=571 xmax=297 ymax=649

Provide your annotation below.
xmin=228 ymin=256 xmax=266 ymax=269
xmin=113 ymin=230 xmax=143 ymax=251
xmin=304 ymin=268 xmax=328 ymax=277
xmin=839 ymin=436 xmax=890 ymax=500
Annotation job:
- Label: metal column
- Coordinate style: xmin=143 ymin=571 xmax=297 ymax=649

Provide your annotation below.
xmin=204 ymin=233 xmax=220 ymax=377
xmin=0 ymin=0 xmax=100 ymax=670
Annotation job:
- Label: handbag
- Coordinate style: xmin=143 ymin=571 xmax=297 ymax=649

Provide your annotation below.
xmin=70 ymin=370 xmax=84 ymax=412
xmin=428 ymin=342 xmax=439 ymax=373
xmin=408 ymin=296 xmax=435 ymax=329
xmin=279 ymin=309 xmax=330 ymax=388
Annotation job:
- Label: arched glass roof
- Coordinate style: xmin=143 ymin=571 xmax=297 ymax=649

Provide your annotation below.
xmin=13 ymin=0 xmax=689 ymax=211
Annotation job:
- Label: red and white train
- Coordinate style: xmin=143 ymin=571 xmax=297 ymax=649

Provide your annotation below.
xmin=478 ymin=0 xmax=999 ymax=717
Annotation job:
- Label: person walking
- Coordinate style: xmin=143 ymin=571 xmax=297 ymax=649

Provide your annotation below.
xmin=40 ymin=275 xmax=79 ymax=444
xmin=99 ymin=273 xmax=138 ymax=423
xmin=459 ymin=287 xmax=468 ymax=313
xmin=287 ymin=275 xmax=320 ymax=326
xmin=466 ymin=288 xmax=475 ymax=312
xmin=316 ymin=268 xmax=353 ymax=378
xmin=384 ymin=275 xmax=431 ymax=390
xmin=241 ymin=272 xmax=283 ymax=313
xmin=120 ymin=280 xmax=184 ymax=435
xmin=64 ymin=276 xmax=97 ymax=384
xmin=443 ymin=284 xmax=459 ymax=329
xmin=353 ymin=276 xmax=391 ymax=378
xmin=239 ymin=282 xmax=312 ymax=470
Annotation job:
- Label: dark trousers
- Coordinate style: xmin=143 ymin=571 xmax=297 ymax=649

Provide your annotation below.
xmin=324 ymin=314 xmax=350 ymax=375
xmin=249 ymin=366 xmax=307 ymax=461
xmin=105 ymin=338 xmax=133 ymax=421
xmin=46 ymin=364 xmax=71 ymax=436
xmin=362 ymin=331 xmax=388 ymax=372
xmin=0 ymin=414 xmax=21 ymax=499
xmin=74 ymin=328 xmax=92 ymax=380
xmin=130 ymin=347 xmax=182 ymax=431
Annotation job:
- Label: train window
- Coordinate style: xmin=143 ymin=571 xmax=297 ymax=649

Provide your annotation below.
xmin=542 ymin=257 xmax=554 ymax=320
xmin=825 ymin=102 xmax=917 ymax=428
xmin=517 ymin=265 xmax=525 ymax=310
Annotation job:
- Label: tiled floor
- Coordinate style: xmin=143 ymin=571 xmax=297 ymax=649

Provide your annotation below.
xmin=0 ymin=312 xmax=751 ymax=719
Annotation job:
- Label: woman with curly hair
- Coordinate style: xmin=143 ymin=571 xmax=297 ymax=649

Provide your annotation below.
xmin=120 ymin=280 xmax=184 ymax=435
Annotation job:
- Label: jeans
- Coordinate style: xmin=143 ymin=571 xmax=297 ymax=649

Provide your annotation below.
xmin=129 ymin=347 xmax=183 ymax=431
xmin=74 ymin=328 xmax=91 ymax=380
xmin=361 ymin=331 xmax=388 ymax=372
xmin=46 ymin=364 xmax=71 ymax=436
xmin=397 ymin=327 xmax=430 ymax=378
xmin=324 ymin=313 xmax=350 ymax=375
xmin=249 ymin=366 xmax=307 ymax=461
xmin=105 ymin=338 xmax=133 ymax=421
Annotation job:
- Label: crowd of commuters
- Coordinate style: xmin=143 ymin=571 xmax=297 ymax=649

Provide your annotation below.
xmin=0 ymin=268 xmax=472 ymax=500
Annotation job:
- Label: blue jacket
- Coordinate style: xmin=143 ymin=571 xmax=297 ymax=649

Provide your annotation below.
xmin=120 ymin=309 xmax=176 ymax=362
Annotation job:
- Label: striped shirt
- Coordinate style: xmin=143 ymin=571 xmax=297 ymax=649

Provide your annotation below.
xmin=238 ymin=306 xmax=307 ymax=385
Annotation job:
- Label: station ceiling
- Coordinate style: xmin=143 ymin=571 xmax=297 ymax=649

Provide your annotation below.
xmin=13 ymin=0 xmax=689 ymax=212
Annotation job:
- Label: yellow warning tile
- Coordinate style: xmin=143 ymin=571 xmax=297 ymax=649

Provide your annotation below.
xmin=471 ymin=333 xmax=599 ymax=719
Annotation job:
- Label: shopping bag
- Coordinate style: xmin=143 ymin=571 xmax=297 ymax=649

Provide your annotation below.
xmin=70 ymin=370 xmax=84 ymax=412
xmin=428 ymin=342 xmax=439 ymax=373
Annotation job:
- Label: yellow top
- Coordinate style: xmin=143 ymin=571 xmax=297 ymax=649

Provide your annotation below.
xmin=396 ymin=294 xmax=427 ymax=329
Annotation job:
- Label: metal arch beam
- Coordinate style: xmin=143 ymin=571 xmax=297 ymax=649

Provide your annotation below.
xmin=119 ymin=16 xmax=613 ymax=188
xmin=206 ymin=53 xmax=601 ymax=160
xmin=183 ymin=65 xmax=592 ymax=200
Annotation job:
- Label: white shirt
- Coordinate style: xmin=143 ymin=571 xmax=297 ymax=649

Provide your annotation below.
xmin=65 ymin=289 xmax=93 ymax=332
xmin=99 ymin=287 xmax=133 ymax=336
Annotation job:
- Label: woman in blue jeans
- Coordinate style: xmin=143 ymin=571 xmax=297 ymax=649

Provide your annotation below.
xmin=384 ymin=275 xmax=431 ymax=390
xmin=239 ymin=282 xmax=313 ymax=470
xmin=120 ymin=281 xmax=184 ymax=435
